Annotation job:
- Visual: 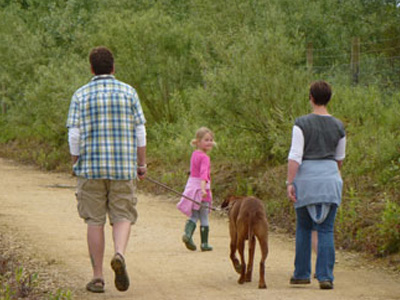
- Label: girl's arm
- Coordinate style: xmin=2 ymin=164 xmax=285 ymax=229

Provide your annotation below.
xmin=199 ymin=154 xmax=210 ymax=198
xmin=201 ymin=180 xmax=207 ymax=198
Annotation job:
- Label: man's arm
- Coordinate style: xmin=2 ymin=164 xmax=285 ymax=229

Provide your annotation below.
xmin=137 ymin=146 xmax=147 ymax=180
xmin=71 ymin=155 xmax=79 ymax=164
xmin=68 ymin=127 xmax=80 ymax=172
xmin=136 ymin=124 xmax=147 ymax=180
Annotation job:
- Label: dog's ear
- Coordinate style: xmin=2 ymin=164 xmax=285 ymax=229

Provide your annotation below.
xmin=220 ymin=197 xmax=230 ymax=209
xmin=221 ymin=195 xmax=234 ymax=209
xmin=221 ymin=195 xmax=238 ymax=209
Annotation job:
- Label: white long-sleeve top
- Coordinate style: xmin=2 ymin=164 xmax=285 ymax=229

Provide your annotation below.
xmin=288 ymin=125 xmax=346 ymax=165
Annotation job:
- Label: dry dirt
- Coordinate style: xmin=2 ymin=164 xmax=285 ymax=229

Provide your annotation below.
xmin=0 ymin=157 xmax=399 ymax=300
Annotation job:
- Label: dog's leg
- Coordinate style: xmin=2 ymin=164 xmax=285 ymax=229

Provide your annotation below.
xmin=257 ymin=234 xmax=268 ymax=289
xmin=237 ymin=236 xmax=246 ymax=284
xmin=245 ymin=235 xmax=256 ymax=282
xmin=229 ymin=224 xmax=241 ymax=274
xmin=230 ymin=239 xmax=241 ymax=274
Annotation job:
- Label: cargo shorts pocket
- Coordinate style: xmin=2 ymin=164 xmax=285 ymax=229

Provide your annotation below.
xmin=76 ymin=178 xmax=107 ymax=225
xmin=108 ymin=180 xmax=138 ymax=225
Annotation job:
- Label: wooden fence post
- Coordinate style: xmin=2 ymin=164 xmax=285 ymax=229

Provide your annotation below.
xmin=351 ymin=37 xmax=360 ymax=84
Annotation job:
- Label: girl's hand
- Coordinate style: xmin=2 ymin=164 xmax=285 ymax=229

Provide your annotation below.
xmin=201 ymin=189 xmax=207 ymax=198
xmin=287 ymin=184 xmax=296 ymax=203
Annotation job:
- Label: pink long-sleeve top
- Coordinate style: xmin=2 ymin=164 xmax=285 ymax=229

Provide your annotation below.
xmin=190 ymin=150 xmax=211 ymax=182
xmin=177 ymin=150 xmax=212 ymax=217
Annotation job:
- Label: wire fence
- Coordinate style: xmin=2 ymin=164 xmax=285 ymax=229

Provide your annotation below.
xmin=306 ymin=37 xmax=400 ymax=90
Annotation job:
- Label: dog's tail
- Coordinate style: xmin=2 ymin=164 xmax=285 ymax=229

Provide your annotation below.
xmin=248 ymin=220 xmax=253 ymax=241
xmin=247 ymin=211 xmax=259 ymax=241
xmin=248 ymin=210 xmax=265 ymax=241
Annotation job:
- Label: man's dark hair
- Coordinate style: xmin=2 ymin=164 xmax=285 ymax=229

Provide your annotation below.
xmin=309 ymin=80 xmax=332 ymax=106
xmin=89 ymin=46 xmax=114 ymax=75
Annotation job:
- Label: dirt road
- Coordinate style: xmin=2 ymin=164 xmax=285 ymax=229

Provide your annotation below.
xmin=0 ymin=158 xmax=399 ymax=300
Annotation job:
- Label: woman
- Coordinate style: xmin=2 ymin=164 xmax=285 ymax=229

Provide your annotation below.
xmin=287 ymin=80 xmax=346 ymax=290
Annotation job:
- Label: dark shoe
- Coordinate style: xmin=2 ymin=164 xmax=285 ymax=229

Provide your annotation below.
xmin=320 ymin=280 xmax=334 ymax=289
xmin=86 ymin=278 xmax=105 ymax=293
xmin=111 ymin=253 xmax=130 ymax=292
xmin=182 ymin=220 xmax=197 ymax=251
xmin=200 ymin=226 xmax=213 ymax=251
xmin=290 ymin=276 xmax=311 ymax=284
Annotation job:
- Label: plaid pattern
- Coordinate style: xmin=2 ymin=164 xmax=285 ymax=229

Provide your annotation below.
xmin=66 ymin=75 xmax=146 ymax=180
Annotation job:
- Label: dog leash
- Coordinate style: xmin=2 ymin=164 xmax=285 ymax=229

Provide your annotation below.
xmin=144 ymin=176 xmax=222 ymax=212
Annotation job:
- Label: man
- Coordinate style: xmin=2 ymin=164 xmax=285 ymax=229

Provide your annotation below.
xmin=66 ymin=46 xmax=147 ymax=293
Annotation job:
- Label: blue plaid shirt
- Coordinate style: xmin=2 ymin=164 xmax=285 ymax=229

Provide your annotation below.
xmin=66 ymin=75 xmax=146 ymax=180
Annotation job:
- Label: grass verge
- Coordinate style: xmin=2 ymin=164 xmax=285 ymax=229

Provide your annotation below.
xmin=0 ymin=233 xmax=72 ymax=300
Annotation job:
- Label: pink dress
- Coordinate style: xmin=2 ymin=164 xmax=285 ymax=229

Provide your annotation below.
xmin=177 ymin=150 xmax=212 ymax=217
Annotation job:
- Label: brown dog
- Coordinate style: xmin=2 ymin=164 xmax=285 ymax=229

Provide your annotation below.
xmin=221 ymin=196 xmax=269 ymax=289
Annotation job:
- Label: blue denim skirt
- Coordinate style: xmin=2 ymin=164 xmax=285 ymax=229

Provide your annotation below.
xmin=293 ymin=160 xmax=343 ymax=209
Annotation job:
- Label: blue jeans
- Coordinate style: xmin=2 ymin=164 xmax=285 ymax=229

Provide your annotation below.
xmin=293 ymin=205 xmax=337 ymax=282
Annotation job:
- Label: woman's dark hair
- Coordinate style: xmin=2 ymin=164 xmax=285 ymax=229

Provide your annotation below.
xmin=309 ymin=80 xmax=332 ymax=106
xmin=89 ymin=46 xmax=114 ymax=75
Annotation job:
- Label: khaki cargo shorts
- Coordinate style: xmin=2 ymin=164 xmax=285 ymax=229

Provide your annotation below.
xmin=75 ymin=177 xmax=138 ymax=226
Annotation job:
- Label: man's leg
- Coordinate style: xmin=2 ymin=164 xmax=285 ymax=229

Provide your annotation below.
xmin=109 ymin=180 xmax=137 ymax=255
xmin=108 ymin=180 xmax=137 ymax=292
xmin=76 ymin=177 xmax=108 ymax=292
xmin=87 ymin=225 xmax=105 ymax=279
xmin=111 ymin=221 xmax=131 ymax=292
xmin=113 ymin=220 xmax=131 ymax=255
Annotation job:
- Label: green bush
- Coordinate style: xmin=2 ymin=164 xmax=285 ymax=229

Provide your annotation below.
xmin=379 ymin=195 xmax=400 ymax=255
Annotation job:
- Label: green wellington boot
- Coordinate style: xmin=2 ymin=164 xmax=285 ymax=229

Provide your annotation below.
xmin=200 ymin=226 xmax=213 ymax=251
xmin=182 ymin=220 xmax=197 ymax=251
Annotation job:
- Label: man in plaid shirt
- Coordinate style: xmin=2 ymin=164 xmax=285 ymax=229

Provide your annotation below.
xmin=66 ymin=46 xmax=147 ymax=293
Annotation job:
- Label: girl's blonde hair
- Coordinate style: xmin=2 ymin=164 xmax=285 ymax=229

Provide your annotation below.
xmin=190 ymin=127 xmax=216 ymax=148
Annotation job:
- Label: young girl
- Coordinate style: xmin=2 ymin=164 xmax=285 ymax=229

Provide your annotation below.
xmin=177 ymin=127 xmax=215 ymax=252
